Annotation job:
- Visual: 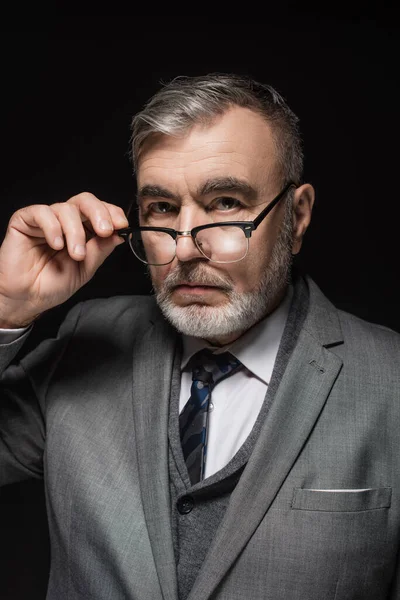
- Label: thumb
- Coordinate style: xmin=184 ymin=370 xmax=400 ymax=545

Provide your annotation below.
xmin=81 ymin=233 xmax=125 ymax=281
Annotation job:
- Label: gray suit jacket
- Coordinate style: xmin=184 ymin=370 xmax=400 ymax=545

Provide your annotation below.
xmin=1 ymin=275 xmax=399 ymax=599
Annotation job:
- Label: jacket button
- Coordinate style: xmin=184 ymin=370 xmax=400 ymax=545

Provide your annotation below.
xmin=177 ymin=495 xmax=195 ymax=514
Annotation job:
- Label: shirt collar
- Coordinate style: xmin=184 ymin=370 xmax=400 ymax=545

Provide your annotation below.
xmin=181 ymin=285 xmax=293 ymax=385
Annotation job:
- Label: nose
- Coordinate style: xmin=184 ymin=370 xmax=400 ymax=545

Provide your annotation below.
xmin=173 ymin=205 xmax=209 ymax=262
xmin=175 ymin=231 xmax=207 ymax=263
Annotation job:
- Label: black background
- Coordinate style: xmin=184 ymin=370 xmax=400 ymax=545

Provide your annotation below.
xmin=1 ymin=13 xmax=399 ymax=599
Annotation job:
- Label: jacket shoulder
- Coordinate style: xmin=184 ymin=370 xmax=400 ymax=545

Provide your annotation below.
xmin=17 ymin=294 xmax=161 ymax=366
xmin=77 ymin=294 xmax=160 ymax=325
xmin=68 ymin=294 xmax=165 ymax=343
xmin=303 ymin=275 xmax=400 ymax=369
xmin=337 ymin=307 xmax=400 ymax=354
xmin=332 ymin=308 xmax=400 ymax=384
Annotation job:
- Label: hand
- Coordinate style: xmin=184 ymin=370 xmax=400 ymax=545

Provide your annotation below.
xmin=0 ymin=192 xmax=129 ymax=328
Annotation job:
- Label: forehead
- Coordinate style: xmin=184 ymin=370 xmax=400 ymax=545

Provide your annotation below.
xmin=136 ymin=106 xmax=279 ymax=193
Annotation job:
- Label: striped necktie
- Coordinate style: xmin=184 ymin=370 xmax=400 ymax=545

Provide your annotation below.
xmin=179 ymin=349 xmax=242 ymax=484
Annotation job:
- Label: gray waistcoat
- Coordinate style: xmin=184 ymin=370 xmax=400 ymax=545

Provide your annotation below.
xmin=168 ymin=277 xmax=309 ymax=599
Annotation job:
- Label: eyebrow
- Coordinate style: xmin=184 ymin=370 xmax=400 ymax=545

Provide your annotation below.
xmin=198 ymin=177 xmax=258 ymax=200
xmin=137 ymin=185 xmax=178 ymax=203
xmin=137 ymin=177 xmax=258 ymax=204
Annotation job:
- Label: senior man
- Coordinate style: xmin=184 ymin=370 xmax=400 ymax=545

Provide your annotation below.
xmin=0 ymin=73 xmax=399 ymax=599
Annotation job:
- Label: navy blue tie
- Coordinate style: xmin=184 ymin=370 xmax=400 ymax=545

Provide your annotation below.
xmin=179 ymin=349 xmax=242 ymax=484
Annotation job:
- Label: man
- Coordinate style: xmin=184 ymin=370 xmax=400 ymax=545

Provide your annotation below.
xmin=0 ymin=74 xmax=399 ymax=600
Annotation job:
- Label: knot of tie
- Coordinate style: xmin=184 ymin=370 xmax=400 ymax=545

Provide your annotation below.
xmin=191 ymin=348 xmax=242 ymax=387
xmin=180 ymin=349 xmax=242 ymax=484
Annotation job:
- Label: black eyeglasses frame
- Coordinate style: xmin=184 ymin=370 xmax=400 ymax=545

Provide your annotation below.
xmin=116 ymin=181 xmax=296 ymax=263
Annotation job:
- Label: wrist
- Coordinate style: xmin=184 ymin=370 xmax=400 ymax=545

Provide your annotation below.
xmin=0 ymin=300 xmax=39 ymax=329
xmin=0 ymin=318 xmax=35 ymax=329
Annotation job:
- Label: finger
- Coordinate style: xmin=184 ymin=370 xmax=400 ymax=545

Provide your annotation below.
xmin=100 ymin=201 xmax=130 ymax=229
xmin=10 ymin=204 xmax=65 ymax=250
xmin=67 ymin=192 xmax=128 ymax=237
xmin=53 ymin=202 xmax=92 ymax=260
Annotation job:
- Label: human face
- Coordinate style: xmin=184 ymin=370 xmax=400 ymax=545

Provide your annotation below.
xmin=136 ymin=107 xmax=312 ymax=345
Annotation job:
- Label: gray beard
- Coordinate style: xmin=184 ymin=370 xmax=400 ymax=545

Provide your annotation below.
xmin=153 ymin=208 xmax=294 ymax=343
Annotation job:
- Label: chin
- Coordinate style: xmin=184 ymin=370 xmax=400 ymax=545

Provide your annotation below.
xmin=157 ymin=296 xmax=263 ymax=340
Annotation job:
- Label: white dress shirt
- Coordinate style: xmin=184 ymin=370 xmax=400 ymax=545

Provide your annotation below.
xmin=0 ymin=287 xmax=292 ymax=479
xmin=0 ymin=326 xmax=32 ymax=345
xmin=179 ymin=286 xmax=292 ymax=478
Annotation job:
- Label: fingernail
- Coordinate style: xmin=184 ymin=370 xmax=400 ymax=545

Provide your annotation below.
xmin=54 ymin=236 xmax=63 ymax=248
xmin=99 ymin=219 xmax=113 ymax=231
xmin=74 ymin=244 xmax=86 ymax=256
xmin=116 ymin=215 xmax=129 ymax=226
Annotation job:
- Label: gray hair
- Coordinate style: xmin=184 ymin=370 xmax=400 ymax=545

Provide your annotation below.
xmin=130 ymin=73 xmax=304 ymax=186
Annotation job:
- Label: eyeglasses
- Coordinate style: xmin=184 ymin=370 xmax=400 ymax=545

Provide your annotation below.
xmin=117 ymin=182 xmax=295 ymax=266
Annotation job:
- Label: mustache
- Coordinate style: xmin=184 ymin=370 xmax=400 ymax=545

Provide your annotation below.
xmin=161 ymin=263 xmax=233 ymax=292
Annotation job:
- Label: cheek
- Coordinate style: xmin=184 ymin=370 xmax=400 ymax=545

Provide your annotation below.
xmin=148 ymin=264 xmax=170 ymax=290
xmin=229 ymin=236 xmax=273 ymax=292
xmin=225 ymin=260 xmax=263 ymax=293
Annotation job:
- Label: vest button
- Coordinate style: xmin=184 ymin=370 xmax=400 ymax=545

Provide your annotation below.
xmin=177 ymin=495 xmax=195 ymax=514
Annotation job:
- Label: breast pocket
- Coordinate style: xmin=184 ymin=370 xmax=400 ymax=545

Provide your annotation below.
xmin=291 ymin=487 xmax=392 ymax=512
xmin=232 ymin=486 xmax=394 ymax=599
xmin=285 ymin=486 xmax=393 ymax=598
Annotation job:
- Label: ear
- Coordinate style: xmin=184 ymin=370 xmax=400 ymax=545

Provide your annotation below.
xmin=291 ymin=183 xmax=315 ymax=255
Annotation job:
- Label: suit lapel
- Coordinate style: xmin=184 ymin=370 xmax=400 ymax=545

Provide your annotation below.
xmin=188 ymin=277 xmax=344 ymax=600
xmin=131 ymin=312 xmax=179 ymax=600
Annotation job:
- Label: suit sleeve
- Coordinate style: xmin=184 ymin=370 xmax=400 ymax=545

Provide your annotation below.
xmin=0 ymin=326 xmax=32 ymax=344
xmin=0 ymin=302 xmax=83 ymax=487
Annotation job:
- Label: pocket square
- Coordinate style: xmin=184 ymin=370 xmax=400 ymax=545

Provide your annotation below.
xmin=308 ymin=488 xmax=373 ymax=492
xmin=292 ymin=487 xmax=391 ymax=511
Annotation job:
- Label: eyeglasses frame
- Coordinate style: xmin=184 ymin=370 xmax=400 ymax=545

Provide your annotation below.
xmin=117 ymin=181 xmax=296 ymax=265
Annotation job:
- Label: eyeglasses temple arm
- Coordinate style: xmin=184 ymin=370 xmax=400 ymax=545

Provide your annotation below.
xmin=252 ymin=182 xmax=296 ymax=230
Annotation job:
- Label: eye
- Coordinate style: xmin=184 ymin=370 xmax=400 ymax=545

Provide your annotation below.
xmin=146 ymin=202 xmax=177 ymax=215
xmin=211 ymin=197 xmax=243 ymax=211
